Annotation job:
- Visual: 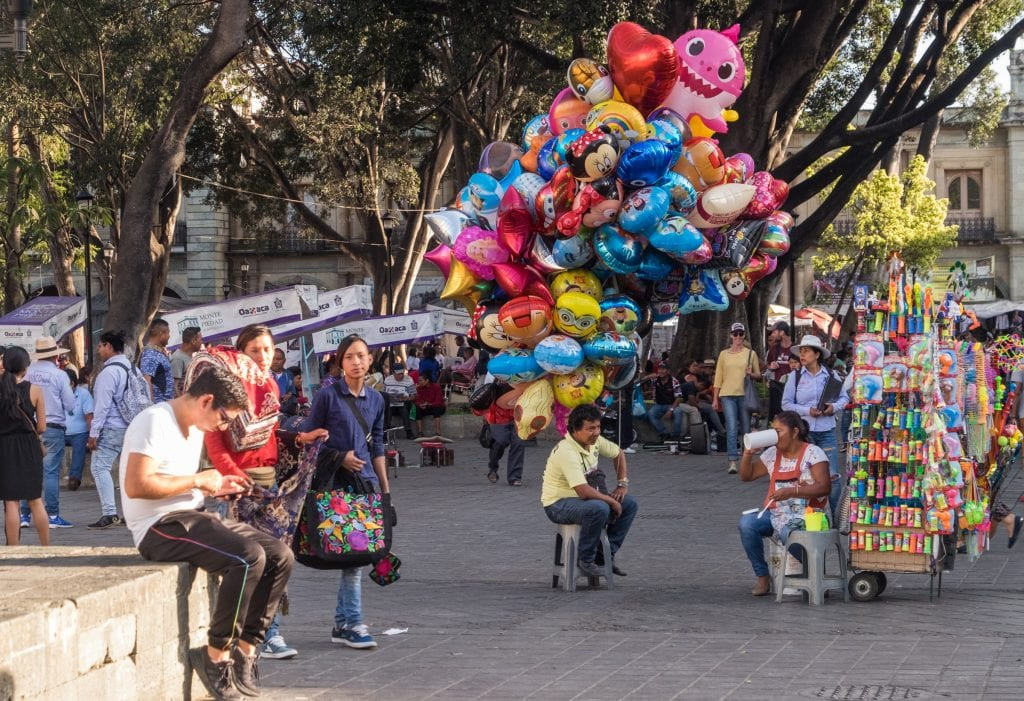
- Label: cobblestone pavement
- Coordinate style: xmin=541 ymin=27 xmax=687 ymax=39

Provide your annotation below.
xmin=32 ymin=438 xmax=1024 ymax=700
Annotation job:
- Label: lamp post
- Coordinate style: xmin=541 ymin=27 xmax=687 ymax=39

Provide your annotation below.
xmin=240 ymin=260 xmax=250 ymax=295
xmin=75 ymin=187 xmax=94 ymax=364
xmin=0 ymin=0 xmax=33 ymax=62
xmin=102 ymin=241 xmax=115 ymax=302
xmin=381 ymin=211 xmax=399 ymax=369
xmin=222 ymin=282 xmax=231 ymax=300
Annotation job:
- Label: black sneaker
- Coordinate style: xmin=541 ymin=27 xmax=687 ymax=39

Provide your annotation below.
xmin=87 ymin=515 xmax=122 ymax=529
xmin=231 ymin=647 xmax=261 ymax=697
xmin=189 ymin=647 xmax=242 ymax=700
xmin=577 ymin=560 xmax=604 ymax=578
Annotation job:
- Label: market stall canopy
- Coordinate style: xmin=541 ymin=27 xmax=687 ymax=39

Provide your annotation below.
xmin=162 ymin=288 xmax=303 ymax=350
xmin=312 ymin=310 xmax=446 ymax=354
xmin=0 ymin=296 xmax=87 ymax=350
xmin=963 ymin=299 xmax=1024 ymax=320
xmin=795 ymin=307 xmax=840 ymax=339
xmin=426 ymin=304 xmax=472 ymax=336
xmin=271 ymin=286 xmax=373 ymax=343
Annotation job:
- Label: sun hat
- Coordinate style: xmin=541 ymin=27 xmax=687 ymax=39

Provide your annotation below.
xmin=795 ymin=335 xmax=830 ymax=360
xmin=33 ymin=336 xmax=69 ymax=360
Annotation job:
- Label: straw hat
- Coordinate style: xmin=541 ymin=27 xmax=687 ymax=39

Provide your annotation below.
xmin=795 ymin=335 xmax=830 ymax=360
xmin=33 ymin=336 xmax=69 ymax=360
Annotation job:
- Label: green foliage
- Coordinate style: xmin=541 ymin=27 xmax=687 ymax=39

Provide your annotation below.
xmin=814 ymin=155 xmax=958 ymax=277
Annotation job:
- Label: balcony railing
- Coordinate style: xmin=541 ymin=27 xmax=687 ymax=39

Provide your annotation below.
xmin=832 ymin=215 xmax=995 ymax=243
xmin=230 ymin=226 xmax=333 ymax=254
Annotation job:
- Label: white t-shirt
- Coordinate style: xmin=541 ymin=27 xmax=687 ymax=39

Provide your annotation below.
xmin=760 ymin=443 xmax=829 ymax=532
xmin=119 ymin=403 xmax=205 ymax=546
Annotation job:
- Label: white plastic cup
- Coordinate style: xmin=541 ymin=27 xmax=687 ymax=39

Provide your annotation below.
xmin=743 ymin=429 xmax=779 ymax=451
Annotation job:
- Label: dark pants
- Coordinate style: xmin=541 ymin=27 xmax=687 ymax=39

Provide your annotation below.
xmin=387 ymin=401 xmax=414 ymax=438
xmin=544 ymin=495 xmax=639 ymax=564
xmin=138 ymin=510 xmax=294 ymax=649
xmin=768 ymin=381 xmax=785 ymax=421
xmin=488 ymin=422 xmax=524 ymax=483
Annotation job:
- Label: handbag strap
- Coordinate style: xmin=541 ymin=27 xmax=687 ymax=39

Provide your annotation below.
xmin=332 ymin=382 xmax=372 ymax=449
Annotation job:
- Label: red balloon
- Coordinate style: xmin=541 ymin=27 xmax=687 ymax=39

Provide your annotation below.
xmin=424 ymin=243 xmax=453 ymax=278
xmin=681 ymin=237 xmax=713 ymax=265
xmin=497 ymin=187 xmax=534 ymax=258
xmin=741 ymin=171 xmax=790 ymax=219
xmin=606 ymin=22 xmax=679 ymax=116
xmin=493 ymin=262 xmax=546 ymax=299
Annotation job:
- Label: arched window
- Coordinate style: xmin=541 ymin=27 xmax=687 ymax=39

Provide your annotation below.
xmin=945 ymin=171 xmax=982 ymax=215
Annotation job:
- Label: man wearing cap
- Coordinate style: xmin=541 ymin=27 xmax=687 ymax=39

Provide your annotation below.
xmin=782 ymin=335 xmax=849 ymax=516
xmin=23 ymin=336 xmax=77 ymax=528
xmin=764 ymin=321 xmax=792 ymax=421
xmin=383 ymin=362 xmax=417 ymax=440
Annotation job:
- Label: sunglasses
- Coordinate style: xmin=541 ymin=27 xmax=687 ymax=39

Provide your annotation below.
xmin=731 ymin=331 xmax=745 ymax=337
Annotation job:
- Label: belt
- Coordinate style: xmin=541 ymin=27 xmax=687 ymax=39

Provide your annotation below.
xmin=46 ymin=423 xmax=66 ymax=430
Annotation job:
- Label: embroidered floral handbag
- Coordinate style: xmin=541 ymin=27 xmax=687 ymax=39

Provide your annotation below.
xmin=292 ymin=450 xmax=394 ymax=570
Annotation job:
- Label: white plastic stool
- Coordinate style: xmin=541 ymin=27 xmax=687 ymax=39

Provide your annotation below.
xmin=770 ymin=529 xmax=849 ymax=605
xmin=552 ymin=524 xmax=613 ymax=592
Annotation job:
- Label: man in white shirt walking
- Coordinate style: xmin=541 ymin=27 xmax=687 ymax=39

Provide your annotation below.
xmin=383 ymin=362 xmax=417 ymax=439
xmin=22 ymin=336 xmax=76 ymax=528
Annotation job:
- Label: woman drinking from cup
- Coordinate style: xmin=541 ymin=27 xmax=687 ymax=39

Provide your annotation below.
xmin=737 ymin=411 xmax=831 ymax=596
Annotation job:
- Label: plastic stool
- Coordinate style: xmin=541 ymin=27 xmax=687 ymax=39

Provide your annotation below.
xmin=551 ymin=524 xmax=613 ymax=592
xmin=770 ymin=529 xmax=848 ymax=605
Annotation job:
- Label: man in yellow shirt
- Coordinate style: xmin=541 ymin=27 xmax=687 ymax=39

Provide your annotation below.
xmin=541 ymin=404 xmax=639 ymax=579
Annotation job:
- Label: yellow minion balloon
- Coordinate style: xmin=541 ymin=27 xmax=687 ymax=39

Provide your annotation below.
xmin=553 ymin=291 xmax=601 ymax=339
xmin=552 ymin=362 xmax=604 ymax=408
xmin=550 ymin=269 xmax=603 ymax=300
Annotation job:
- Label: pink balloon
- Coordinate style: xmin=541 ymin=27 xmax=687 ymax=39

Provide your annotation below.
xmin=552 ymin=402 xmax=571 ymax=436
xmin=493 ymin=262 xmax=544 ymax=299
xmin=497 ymin=187 xmax=534 ymax=259
xmin=423 ymin=243 xmax=453 ymax=278
xmin=453 ymin=226 xmax=511 ymax=280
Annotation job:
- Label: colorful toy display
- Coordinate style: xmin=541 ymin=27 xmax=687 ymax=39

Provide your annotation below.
xmin=421 ymin=20 xmax=796 ymax=438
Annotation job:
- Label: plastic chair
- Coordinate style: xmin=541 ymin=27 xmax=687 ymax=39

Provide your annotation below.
xmin=551 ymin=524 xmax=613 ymax=592
xmin=769 ymin=529 xmax=849 ymax=605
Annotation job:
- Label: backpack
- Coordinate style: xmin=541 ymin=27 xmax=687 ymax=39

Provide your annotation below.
xmin=103 ymin=359 xmax=154 ymax=422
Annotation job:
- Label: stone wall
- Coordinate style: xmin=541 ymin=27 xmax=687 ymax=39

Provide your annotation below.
xmin=0 ymin=547 xmax=212 ymax=700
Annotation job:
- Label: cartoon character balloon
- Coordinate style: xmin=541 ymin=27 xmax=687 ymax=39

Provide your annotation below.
xmin=565 ymin=126 xmax=621 ymax=182
xmin=514 ymin=378 xmax=554 ymax=439
xmin=553 ymin=291 xmax=601 ymax=339
xmin=498 ymin=295 xmax=553 ymax=347
xmin=658 ymin=25 xmax=745 ymax=135
xmin=453 ymin=227 xmax=511 ymax=280
xmin=469 ymin=299 xmax=514 ymax=353
xmin=488 ymin=347 xmax=546 ymax=384
xmin=599 ymin=294 xmax=641 ymax=334
xmin=552 ymin=362 xmax=605 ymax=408
xmin=534 ymin=334 xmax=585 ymax=375
xmin=568 ymin=58 xmax=616 ymax=105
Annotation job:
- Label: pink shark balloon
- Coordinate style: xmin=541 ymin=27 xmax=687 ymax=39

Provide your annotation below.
xmin=658 ymin=25 xmax=745 ymax=134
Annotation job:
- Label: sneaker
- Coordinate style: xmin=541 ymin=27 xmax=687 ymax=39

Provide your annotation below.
xmin=577 ymin=560 xmax=605 ymax=578
xmin=728 ymin=461 xmax=738 ymax=474
xmin=48 ymin=515 xmax=73 ymax=529
xmin=487 ymin=471 xmax=498 ymax=484
xmin=19 ymin=515 xmax=29 ymax=529
xmin=622 ymin=446 xmax=636 ymax=454
xmin=87 ymin=515 xmax=122 ymax=530
xmin=231 ymin=647 xmax=261 ymax=697
xmin=67 ymin=477 xmax=81 ymax=491
xmin=260 ymin=635 xmax=297 ymax=660
xmin=509 ymin=480 xmax=522 ymax=487
xmin=189 ymin=647 xmax=242 ymax=700
xmin=331 ymin=623 xmax=377 ymax=649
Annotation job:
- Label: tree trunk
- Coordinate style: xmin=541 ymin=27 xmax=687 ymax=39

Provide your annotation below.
xmin=825 ymin=255 xmax=865 ymax=342
xmin=3 ymin=116 xmax=24 ymax=313
xmin=916 ymin=110 xmax=943 ymax=163
xmin=103 ymin=0 xmax=250 ymax=357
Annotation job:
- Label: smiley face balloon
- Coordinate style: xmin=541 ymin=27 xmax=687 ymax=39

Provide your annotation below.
xmin=553 ymin=291 xmax=601 ymax=339
xmin=498 ymin=295 xmax=553 ymax=347
xmin=550 ymin=269 xmax=603 ymax=300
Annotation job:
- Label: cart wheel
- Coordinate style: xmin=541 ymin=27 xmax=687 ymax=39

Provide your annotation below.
xmin=873 ymin=572 xmax=887 ymax=595
xmin=849 ymin=572 xmax=879 ymax=602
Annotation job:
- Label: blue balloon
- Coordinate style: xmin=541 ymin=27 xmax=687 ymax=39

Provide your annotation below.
xmin=551 ymin=232 xmax=594 ymax=268
xmin=487 ymin=347 xmax=546 ymax=384
xmin=678 ymin=267 xmax=730 ymax=315
xmin=498 ymin=160 xmax=524 ymax=192
xmin=533 ymin=334 xmax=585 ymax=374
xmin=604 ymin=354 xmax=639 ymax=390
xmin=646 ymin=120 xmax=683 ymax=167
xmin=554 ymin=129 xmax=585 ymax=166
xmin=599 ymin=294 xmax=641 ymax=334
xmin=615 ymin=140 xmax=674 ymax=188
xmin=655 ymin=171 xmax=699 ymax=214
xmin=583 ymin=332 xmax=637 ymax=366
xmin=648 ymin=212 xmax=704 ymax=260
xmin=635 ymin=247 xmax=676 ymax=281
xmin=521 ymin=114 xmax=549 ymax=151
xmin=594 ymin=224 xmax=642 ymax=274
xmin=618 ymin=186 xmax=670 ymax=236
xmin=537 ymin=137 xmax=559 ymax=180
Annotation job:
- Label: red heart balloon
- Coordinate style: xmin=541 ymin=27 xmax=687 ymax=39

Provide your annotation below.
xmin=493 ymin=262 xmax=546 ymax=299
xmin=498 ymin=187 xmax=534 ymax=258
xmin=607 ymin=22 xmax=678 ymax=116
xmin=742 ymin=171 xmax=790 ymax=219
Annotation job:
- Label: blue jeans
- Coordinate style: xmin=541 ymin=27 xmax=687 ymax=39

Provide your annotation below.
xmin=647 ymin=404 xmax=685 ymax=437
xmin=809 ymin=429 xmax=841 ymax=518
xmin=91 ymin=427 xmax=127 ymax=516
xmin=720 ymin=396 xmax=749 ymax=460
xmin=25 ymin=427 xmax=66 ymax=518
xmin=335 ymin=567 xmax=364 ymax=629
xmin=544 ymin=495 xmax=639 ymax=564
xmin=840 ymin=410 xmax=852 ymax=447
xmin=738 ymin=509 xmax=800 ymax=577
xmin=66 ymin=432 xmax=88 ymax=481
xmin=265 ymin=611 xmax=282 ymax=640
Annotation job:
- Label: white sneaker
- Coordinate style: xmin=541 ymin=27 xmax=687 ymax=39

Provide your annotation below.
xmin=728 ymin=461 xmax=738 ymax=474
xmin=623 ymin=446 xmax=636 ymax=454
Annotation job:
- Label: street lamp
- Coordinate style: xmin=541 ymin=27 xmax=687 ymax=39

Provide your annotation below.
xmin=381 ymin=211 xmax=399 ymax=317
xmin=0 ymin=0 xmax=33 ymax=62
xmin=75 ymin=187 xmax=94 ymax=364
xmin=222 ymin=282 xmax=231 ymax=300
xmin=102 ymin=241 xmax=115 ymax=302
xmin=240 ymin=260 xmax=250 ymax=295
